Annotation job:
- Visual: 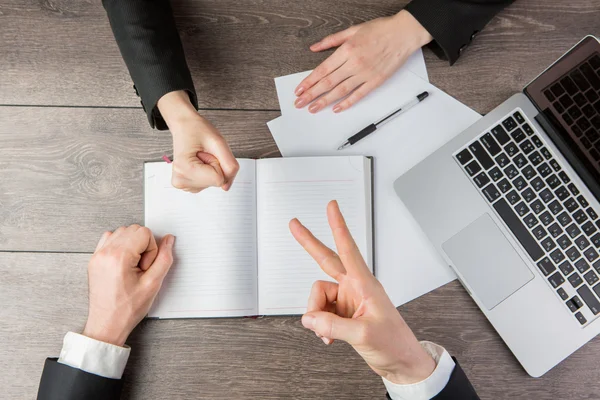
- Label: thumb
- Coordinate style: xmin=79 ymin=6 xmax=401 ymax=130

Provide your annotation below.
xmin=144 ymin=235 xmax=175 ymax=283
xmin=310 ymin=26 xmax=360 ymax=52
xmin=302 ymin=311 xmax=363 ymax=344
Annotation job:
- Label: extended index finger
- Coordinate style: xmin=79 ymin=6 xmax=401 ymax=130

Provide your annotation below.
xmin=289 ymin=218 xmax=346 ymax=281
xmin=327 ymin=200 xmax=371 ymax=277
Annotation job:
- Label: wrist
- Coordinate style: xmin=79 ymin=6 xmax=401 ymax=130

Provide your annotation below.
xmin=393 ymin=10 xmax=433 ymax=52
xmin=382 ymin=348 xmax=437 ymax=384
xmin=157 ymin=90 xmax=199 ymax=133
xmin=83 ymin=320 xmax=129 ymax=348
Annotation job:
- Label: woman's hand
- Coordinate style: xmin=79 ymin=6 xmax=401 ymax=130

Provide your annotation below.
xmin=294 ymin=10 xmax=432 ymax=114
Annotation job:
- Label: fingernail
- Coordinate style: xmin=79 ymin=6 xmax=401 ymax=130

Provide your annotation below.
xmin=295 ymin=97 xmax=306 ymax=108
xmin=295 ymin=86 xmax=305 ymax=96
xmin=167 ymin=235 xmax=175 ymax=248
xmin=309 ymin=102 xmax=321 ymax=113
xmin=301 ymin=314 xmax=315 ymax=329
xmin=333 ymin=105 xmax=342 ymax=113
xmin=322 ymin=337 xmax=332 ymax=345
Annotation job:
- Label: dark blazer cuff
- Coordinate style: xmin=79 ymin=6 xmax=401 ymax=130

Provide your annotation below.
xmin=404 ymin=0 xmax=515 ymax=65
xmin=37 ymin=358 xmax=123 ymax=400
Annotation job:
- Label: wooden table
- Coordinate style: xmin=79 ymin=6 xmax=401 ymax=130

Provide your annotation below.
xmin=1 ymin=0 xmax=599 ymax=398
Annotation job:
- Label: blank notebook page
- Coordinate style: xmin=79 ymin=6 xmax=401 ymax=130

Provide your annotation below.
xmin=145 ymin=159 xmax=258 ymax=318
xmin=256 ymin=156 xmax=372 ymax=315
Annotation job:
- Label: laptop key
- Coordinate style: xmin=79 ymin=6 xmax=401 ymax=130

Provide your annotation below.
xmin=558 ymin=171 xmax=570 ymax=184
xmin=513 ymin=111 xmax=525 ymax=124
xmin=548 ymin=271 xmax=565 ymax=288
xmin=537 ymin=162 xmax=552 ymax=178
xmin=559 ymin=95 xmax=574 ymax=109
xmin=571 ymin=70 xmax=591 ymax=91
xmin=575 ymin=312 xmax=587 ymax=325
xmin=567 ymin=246 xmax=582 ymax=262
xmin=569 ymin=184 xmax=580 ymax=196
xmin=515 ymin=202 xmax=529 ymax=216
xmin=582 ymin=104 xmax=595 ymax=118
xmin=554 ymin=102 xmax=565 ymax=114
xmin=585 ymin=89 xmax=599 ymax=103
xmin=568 ymin=273 xmax=583 ymax=289
xmin=491 ymin=125 xmax=510 ymax=145
xmin=540 ymin=211 xmax=554 ymax=227
xmin=531 ymin=177 xmax=545 ymax=192
xmin=481 ymin=133 xmax=502 ymax=156
xmin=548 ymin=200 xmax=563 ymax=215
xmin=494 ymin=199 xmax=544 ymax=261
xmin=519 ymin=140 xmax=535 ymax=155
xmin=532 ymin=225 xmax=547 ymax=240
xmin=540 ymin=236 xmax=556 ymax=251
xmin=582 ymin=221 xmax=597 ymax=237
xmin=545 ymin=90 xmax=556 ymax=102
xmin=573 ymin=296 xmax=585 ymax=309
xmin=531 ymin=200 xmax=545 ymax=215
xmin=585 ymin=270 xmax=599 ymax=286
xmin=469 ymin=141 xmax=494 ymax=170
xmin=561 ymin=76 xmax=579 ymax=96
xmin=577 ymin=195 xmax=588 ymax=207
xmin=567 ymin=223 xmax=582 ymax=239
xmin=523 ymin=165 xmax=536 ymax=180
xmin=559 ymin=261 xmax=574 ymax=276
xmin=584 ymin=247 xmax=599 ymax=262
xmin=465 ymin=161 xmax=482 ymax=176
xmin=482 ymin=184 xmax=501 ymax=203
xmin=537 ymin=257 xmax=555 ymax=276
xmin=473 ymin=172 xmax=490 ymax=188
xmin=489 ymin=167 xmax=503 ymax=182
xmin=591 ymin=232 xmax=600 ymax=248
xmin=550 ymin=249 xmax=565 ymax=264
xmin=573 ymin=209 xmax=588 ymax=224
xmin=550 ymin=159 xmax=561 ymax=171
xmin=495 ymin=152 xmax=510 ymax=168
xmin=557 ymin=234 xmax=572 ymax=250
xmin=572 ymin=125 xmax=584 ymax=137
xmin=575 ymin=258 xmax=590 ymax=273
xmin=556 ymin=186 xmax=570 ymax=201
xmin=591 ymin=208 xmax=600 ymax=221
xmin=522 ymin=123 xmax=534 ymax=135
xmin=504 ymin=142 xmax=519 ymax=157
xmin=576 ymin=235 xmax=591 ymax=251
xmin=565 ymin=197 xmax=579 ymax=213
xmin=577 ymin=285 xmax=600 ymax=315
xmin=549 ymin=223 xmax=563 ymax=238
xmin=551 ymin=83 xmax=566 ymax=97
xmin=581 ymin=62 xmax=600 ymax=90
xmin=506 ymin=190 xmax=521 ymax=205
xmin=524 ymin=213 xmax=539 ymax=229
xmin=539 ymin=188 xmax=554 ymax=203
xmin=557 ymin=287 xmax=569 ymax=300
xmin=546 ymin=174 xmax=560 ymax=189
xmin=557 ymin=211 xmax=572 ymax=227
xmin=504 ymin=164 xmax=519 ymax=179
xmin=456 ymin=149 xmax=473 ymax=165
xmin=497 ymin=178 xmax=512 ymax=194
xmin=521 ymin=187 xmax=535 ymax=202
xmin=513 ymin=176 xmax=527 ymax=191
xmin=502 ymin=116 xmax=518 ymax=132
xmin=513 ymin=153 xmax=528 ymax=169
xmin=511 ymin=128 xmax=526 ymax=143
xmin=563 ymin=113 xmax=574 ymax=126
xmin=531 ymin=136 xmax=543 ymax=149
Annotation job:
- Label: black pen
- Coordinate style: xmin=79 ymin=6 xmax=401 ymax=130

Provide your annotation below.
xmin=337 ymin=91 xmax=430 ymax=150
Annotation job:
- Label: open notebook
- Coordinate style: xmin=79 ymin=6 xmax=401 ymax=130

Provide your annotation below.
xmin=145 ymin=156 xmax=373 ymax=318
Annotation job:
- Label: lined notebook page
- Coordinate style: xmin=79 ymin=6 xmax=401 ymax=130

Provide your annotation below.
xmin=145 ymin=159 xmax=258 ymax=318
xmin=256 ymin=156 xmax=372 ymax=315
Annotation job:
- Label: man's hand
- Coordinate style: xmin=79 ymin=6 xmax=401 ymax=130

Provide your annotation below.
xmin=158 ymin=91 xmax=239 ymax=193
xmin=83 ymin=225 xmax=175 ymax=347
xmin=294 ymin=10 xmax=433 ymax=114
xmin=289 ymin=201 xmax=436 ymax=384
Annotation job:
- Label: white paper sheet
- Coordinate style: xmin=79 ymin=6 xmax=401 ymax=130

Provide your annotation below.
xmin=268 ymin=69 xmax=482 ymax=306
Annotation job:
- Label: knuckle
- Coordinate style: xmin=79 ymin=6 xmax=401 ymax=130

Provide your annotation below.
xmin=171 ymin=175 xmax=186 ymax=190
xmin=343 ymin=41 xmax=355 ymax=52
xmin=321 ymin=76 xmax=333 ymax=88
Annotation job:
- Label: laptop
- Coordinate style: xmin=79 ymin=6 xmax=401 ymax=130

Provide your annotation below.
xmin=394 ymin=35 xmax=600 ymax=377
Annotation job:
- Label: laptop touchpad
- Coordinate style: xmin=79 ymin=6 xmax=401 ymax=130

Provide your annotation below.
xmin=442 ymin=213 xmax=534 ymax=310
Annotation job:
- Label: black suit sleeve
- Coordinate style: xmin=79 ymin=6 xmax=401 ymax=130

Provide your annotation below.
xmin=102 ymin=0 xmax=198 ymax=130
xmin=404 ymin=0 xmax=516 ymax=65
xmin=37 ymin=358 xmax=122 ymax=400
xmin=386 ymin=358 xmax=479 ymax=399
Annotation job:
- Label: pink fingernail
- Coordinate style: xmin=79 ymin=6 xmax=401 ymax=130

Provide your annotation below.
xmin=295 ymin=98 xmax=306 ymax=108
xmin=309 ymin=102 xmax=321 ymax=113
xmin=333 ymin=105 xmax=342 ymax=113
xmin=322 ymin=337 xmax=332 ymax=345
xmin=301 ymin=314 xmax=315 ymax=329
xmin=295 ymin=86 xmax=305 ymax=96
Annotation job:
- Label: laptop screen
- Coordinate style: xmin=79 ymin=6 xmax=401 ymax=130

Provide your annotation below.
xmin=525 ymin=36 xmax=600 ymax=201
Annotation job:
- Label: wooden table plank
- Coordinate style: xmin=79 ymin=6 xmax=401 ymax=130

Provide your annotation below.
xmin=2 ymin=251 xmax=600 ymax=399
xmin=0 ymin=106 xmax=279 ymax=252
xmin=1 ymin=0 xmax=598 ymax=113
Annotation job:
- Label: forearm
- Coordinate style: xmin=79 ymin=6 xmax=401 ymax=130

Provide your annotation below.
xmin=102 ymin=0 xmax=198 ymax=130
xmin=404 ymin=0 xmax=517 ymax=64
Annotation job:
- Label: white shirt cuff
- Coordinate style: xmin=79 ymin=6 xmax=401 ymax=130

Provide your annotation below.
xmin=58 ymin=332 xmax=131 ymax=379
xmin=383 ymin=341 xmax=456 ymax=400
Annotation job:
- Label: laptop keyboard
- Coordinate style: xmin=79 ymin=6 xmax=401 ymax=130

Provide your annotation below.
xmin=544 ymin=54 xmax=600 ymax=164
xmin=455 ymin=109 xmax=600 ymax=327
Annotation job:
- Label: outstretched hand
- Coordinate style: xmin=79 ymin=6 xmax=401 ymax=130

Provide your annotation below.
xmin=289 ymin=200 xmax=435 ymax=384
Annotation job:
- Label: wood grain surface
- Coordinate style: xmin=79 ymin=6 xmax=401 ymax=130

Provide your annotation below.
xmin=2 ymin=0 xmax=600 ymax=399
xmin=0 ymin=0 xmax=598 ymax=114
xmin=2 ymin=252 xmax=600 ymax=399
